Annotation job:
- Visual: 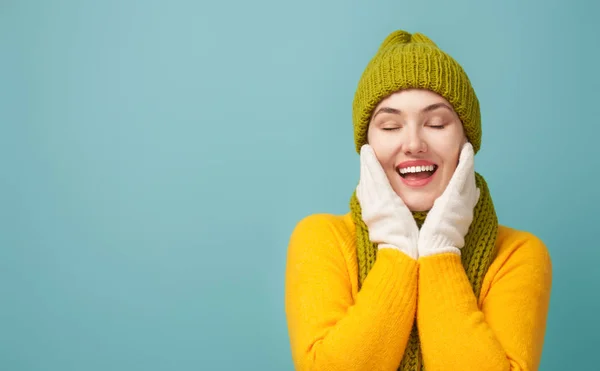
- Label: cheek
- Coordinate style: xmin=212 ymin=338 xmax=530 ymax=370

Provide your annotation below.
xmin=438 ymin=146 xmax=462 ymax=185
xmin=367 ymin=132 xmax=398 ymax=160
xmin=427 ymin=136 xmax=462 ymax=183
xmin=428 ymin=131 xmax=462 ymax=160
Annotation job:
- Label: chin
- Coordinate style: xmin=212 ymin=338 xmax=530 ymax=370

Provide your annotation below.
xmin=391 ymin=183 xmax=438 ymax=212
xmin=400 ymin=195 xmax=433 ymax=211
xmin=407 ymin=204 xmax=432 ymax=212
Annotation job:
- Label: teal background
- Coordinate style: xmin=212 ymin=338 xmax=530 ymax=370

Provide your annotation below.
xmin=1 ymin=0 xmax=598 ymax=370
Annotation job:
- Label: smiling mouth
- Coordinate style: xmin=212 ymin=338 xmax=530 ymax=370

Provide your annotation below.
xmin=397 ymin=165 xmax=438 ymax=181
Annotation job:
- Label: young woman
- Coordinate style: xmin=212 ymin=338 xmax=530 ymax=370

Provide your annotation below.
xmin=285 ymin=29 xmax=552 ymax=371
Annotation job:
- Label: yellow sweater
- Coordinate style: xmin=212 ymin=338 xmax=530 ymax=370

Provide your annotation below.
xmin=284 ymin=212 xmax=552 ymax=371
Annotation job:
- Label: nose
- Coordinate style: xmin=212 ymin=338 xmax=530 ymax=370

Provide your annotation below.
xmin=403 ymin=127 xmax=427 ymax=154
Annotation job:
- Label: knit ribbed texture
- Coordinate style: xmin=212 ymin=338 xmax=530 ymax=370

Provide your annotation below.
xmin=286 ymin=214 xmax=420 ymax=370
xmin=285 ymin=212 xmax=552 ymax=370
xmin=350 ymin=174 xmax=498 ymax=370
xmin=350 ymin=196 xmax=427 ymax=286
xmin=349 ymin=29 xmax=498 ymax=371
xmin=352 ymin=30 xmax=481 ymax=154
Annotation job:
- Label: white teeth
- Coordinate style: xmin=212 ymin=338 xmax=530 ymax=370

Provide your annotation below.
xmin=399 ymin=165 xmax=436 ymax=174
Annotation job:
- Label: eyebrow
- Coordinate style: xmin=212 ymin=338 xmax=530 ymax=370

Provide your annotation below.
xmin=372 ymin=102 xmax=453 ymax=119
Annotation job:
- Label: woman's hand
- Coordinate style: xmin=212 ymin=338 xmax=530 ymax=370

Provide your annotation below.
xmin=356 ymin=144 xmax=419 ymax=260
xmin=418 ymin=142 xmax=480 ymax=257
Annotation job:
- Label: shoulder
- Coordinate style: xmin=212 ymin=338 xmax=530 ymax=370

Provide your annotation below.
xmin=287 ymin=212 xmax=357 ymax=260
xmin=290 ymin=212 xmax=355 ymax=241
xmin=496 ymin=225 xmax=551 ymax=261
xmin=491 ymin=224 xmax=553 ymax=279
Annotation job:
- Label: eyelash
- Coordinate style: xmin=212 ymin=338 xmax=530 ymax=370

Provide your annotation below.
xmin=381 ymin=124 xmax=446 ymax=131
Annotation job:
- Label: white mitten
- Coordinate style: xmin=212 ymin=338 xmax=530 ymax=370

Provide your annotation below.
xmin=418 ymin=142 xmax=480 ymax=257
xmin=356 ymin=145 xmax=419 ymax=260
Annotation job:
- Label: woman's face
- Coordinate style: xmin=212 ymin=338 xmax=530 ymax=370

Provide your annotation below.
xmin=367 ymin=89 xmax=467 ymax=212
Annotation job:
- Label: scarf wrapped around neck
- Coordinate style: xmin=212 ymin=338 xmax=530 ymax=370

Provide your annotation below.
xmin=349 ymin=172 xmax=499 ymax=370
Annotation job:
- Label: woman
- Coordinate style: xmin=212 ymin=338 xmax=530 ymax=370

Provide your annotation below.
xmin=284 ymin=30 xmax=552 ymax=370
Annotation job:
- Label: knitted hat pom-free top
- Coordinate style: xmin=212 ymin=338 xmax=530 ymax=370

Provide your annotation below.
xmin=349 ymin=30 xmax=498 ymax=371
xmin=352 ymin=30 xmax=482 ymax=154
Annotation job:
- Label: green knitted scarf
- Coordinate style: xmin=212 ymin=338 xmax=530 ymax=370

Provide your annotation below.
xmin=349 ymin=172 xmax=499 ymax=370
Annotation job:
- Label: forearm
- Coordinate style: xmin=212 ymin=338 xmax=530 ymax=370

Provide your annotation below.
xmin=417 ymin=253 xmax=511 ymax=370
xmin=287 ymin=249 xmax=418 ymax=371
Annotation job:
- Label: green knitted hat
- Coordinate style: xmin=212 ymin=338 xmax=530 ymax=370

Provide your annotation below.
xmin=353 ymin=30 xmax=482 ymax=154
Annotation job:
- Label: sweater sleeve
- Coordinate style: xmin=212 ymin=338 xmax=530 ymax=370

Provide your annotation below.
xmin=416 ymin=233 xmax=552 ymax=371
xmin=285 ymin=214 xmax=418 ymax=371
